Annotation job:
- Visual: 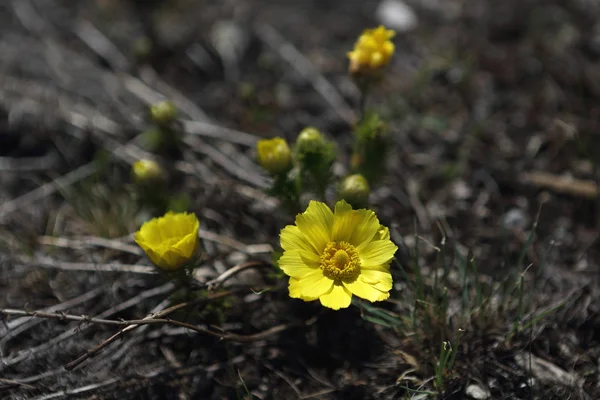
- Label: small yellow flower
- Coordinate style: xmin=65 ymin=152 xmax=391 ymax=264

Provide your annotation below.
xmin=132 ymin=159 xmax=166 ymax=185
xmin=279 ymin=200 xmax=397 ymax=310
xmin=347 ymin=25 xmax=395 ymax=76
xmin=257 ymin=137 xmax=292 ymax=175
xmin=134 ymin=211 xmax=200 ymax=270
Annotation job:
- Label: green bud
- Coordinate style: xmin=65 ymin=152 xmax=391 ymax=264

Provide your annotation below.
xmin=132 ymin=159 xmax=167 ymax=186
xmin=295 ymin=127 xmax=325 ymax=154
xmin=294 ymin=127 xmax=336 ymax=198
xmin=150 ymin=100 xmax=178 ymax=126
xmin=338 ymin=174 xmax=370 ymax=208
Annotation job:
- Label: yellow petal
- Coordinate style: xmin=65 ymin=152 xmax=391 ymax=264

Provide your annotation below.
xmin=280 ymin=225 xmax=314 ymax=253
xmin=359 ymin=240 xmax=398 ymax=268
xmin=331 ymin=200 xmax=361 ymax=242
xmin=288 ymin=278 xmax=319 ymax=301
xmin=370 ymin=52 xmax=384 ymax=68
xmin=295 ymin=201 xmax=333 ymax=253
xmin=343 ymin=277 xmax=389 ymax=302
xmin=172 ymin=232 xmax=198 ymax=258
xmin=348 ymin=209 xmax=380 ymax=246
xmin=278 ymin=250 xmax=319 ymax=279
xmin=319 ymin=284 xmax=352 ymax=310
xmin=382 ymin=41 xmax=395 ymax=57
xmin=135 ymin=219 xmax=163 ymax=246
xmin=144 ymin=246 xmax=187 ymax=270
xmin=377 ymin=225 xmax=390 ymax=241
xmin=359 ymin=36 xmax=378 ymax=51
xmin=289 ymin=271 xmax=333 ymax=299
xmin=359 ymin=269 xmax=393 ymax=292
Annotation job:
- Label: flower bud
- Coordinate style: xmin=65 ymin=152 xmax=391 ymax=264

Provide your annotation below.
xmin=294 ymin=127 xmax=336 ymax=197
xmin=150 ymin=100 xmax=178 ymax=126
xmin=295 ymin=127 xmax=325 ymax=154
xmin=132 ymin=159 xmax=166 ymax=186
xmin=257 ymin=137 xmax=292 ymax=176
xmin=338 ymin=174 xmax=370 ymax=208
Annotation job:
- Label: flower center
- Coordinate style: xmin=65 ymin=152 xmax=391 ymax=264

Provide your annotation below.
xmin=319 ymin=241 xmax=361 ymax=280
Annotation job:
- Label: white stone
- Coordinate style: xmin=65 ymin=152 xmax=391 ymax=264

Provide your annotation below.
xmin=376 ymin=0 xmax=418 ymax=33
xmin=466 ymin=384 xmax=491 ymax=399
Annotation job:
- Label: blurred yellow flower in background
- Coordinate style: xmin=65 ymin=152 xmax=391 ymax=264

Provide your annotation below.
xmin=279 ymin=200 xmax=397 ymax=310
xmin=347 ymin=25 xmax=395 ymax=75
xmin=257 ymin=137 xmax=292 ymax=175
xmin=134 ymin=211 xmax=199 ymax=270
xmin=132 ymin=159 xmax=166 ymax=186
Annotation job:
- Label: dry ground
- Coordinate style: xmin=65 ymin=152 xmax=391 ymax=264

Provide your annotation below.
xmin=1 ymin=0 xmax=600 ymax=399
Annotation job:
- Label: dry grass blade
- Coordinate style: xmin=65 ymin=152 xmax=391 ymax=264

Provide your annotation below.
xmin=0 ymin=163 xmax=97 ymax=221
xmin=181 ymin=120 xmax=259 ymax=147
xmin=16 ymin=255 xmax=156 ymax=274
xmin=255 ymin=24 xmax=357 ymax=125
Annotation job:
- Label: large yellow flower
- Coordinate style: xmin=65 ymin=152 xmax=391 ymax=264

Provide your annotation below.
xmin=134 ymin=211 xmax=200 ymax=270
xmin=279 ymin=200 xmax=397 ymax=310
xmin=347 ymin=25 xmax=395 ymax=76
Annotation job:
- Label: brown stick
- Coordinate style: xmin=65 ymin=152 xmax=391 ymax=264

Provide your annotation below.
xmin=521 ymin=171 xmax=599 ymax=199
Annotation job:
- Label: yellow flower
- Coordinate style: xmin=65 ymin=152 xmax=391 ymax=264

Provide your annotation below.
xmin=257 ymin=137 xmax=292 ymax=175
xmin=347 ymin=25 xmax=395 ymax=76
xmin=279 ymin=200 xmax=397 ymax=310
xmin=134 ymin=211 xmax=200 ymax=270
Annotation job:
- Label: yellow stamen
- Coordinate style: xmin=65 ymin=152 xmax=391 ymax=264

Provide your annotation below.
xmin=319 ymin=241 xmax=361 ymax=280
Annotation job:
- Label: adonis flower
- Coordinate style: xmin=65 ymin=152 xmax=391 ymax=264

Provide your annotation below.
xmin=279 ymin=200 xmax=397 ymax=310
xmin=134 ymin=211 xmax=200 ymax=270
xmin=257 ymin=137 xmax=292 ymax=176
xmin=347 ymin=25 xmax=395 ymax=76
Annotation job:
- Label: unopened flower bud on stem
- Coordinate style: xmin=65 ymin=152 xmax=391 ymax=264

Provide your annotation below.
xmin=256 ymin=137 xmax=292 ymax=176
xmin=338 ymin=174 xmax=371 ymax=208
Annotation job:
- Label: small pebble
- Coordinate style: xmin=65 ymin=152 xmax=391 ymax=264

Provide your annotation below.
xmin=375 ymin=0 xmax=418 ymax=33
xmin=466 ymin=384 xmax=491 ymax=400
xmin=502 ymin=208 xmax=529 ymax=231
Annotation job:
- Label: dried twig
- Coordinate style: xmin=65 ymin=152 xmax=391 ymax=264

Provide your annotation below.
xmin=1 ymin=287 xmax=104 ymax=348
xmin=1 ymin=283 xmax=175 ymax=369
xmin=63 ymin=288 xmax=312 ymax=370
xmin=1 ymin=304 xmax=316 ymax=352
xmin=204 ymin=261 xmax=271 ymax=290
xmin=521 ymin=171 xmax=599 ymax=199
